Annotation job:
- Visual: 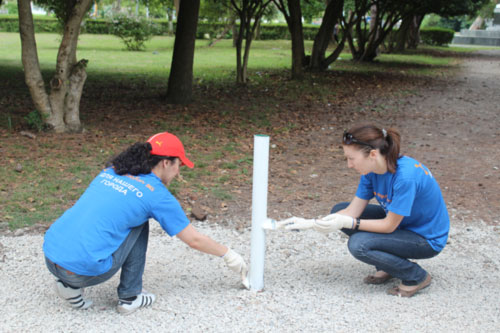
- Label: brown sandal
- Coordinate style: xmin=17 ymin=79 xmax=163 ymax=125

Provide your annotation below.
xmin=363 ymin=274 xmax=393 ymax=285
xmin=387 ymin=274 xmax=432 ymax=297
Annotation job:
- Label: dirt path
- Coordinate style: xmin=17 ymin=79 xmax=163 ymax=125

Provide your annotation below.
xmin=395 ymin=50 xmax=500 ymax=225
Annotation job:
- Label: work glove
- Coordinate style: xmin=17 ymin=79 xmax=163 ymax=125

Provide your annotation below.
xmin=314 ymin=214 xmax=354 ymax=234
xmin=223 ymin=248 xmax=248 ymax=283
xmin=273 ymin=216 xmax=316 ymax=230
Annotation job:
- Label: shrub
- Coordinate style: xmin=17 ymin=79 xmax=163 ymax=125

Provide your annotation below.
xmin=420 ymin=27 xmax=455 ymax=46
xmin=1 ymin=15 xmax=320 ymax=41
xmin=0 ymin=15 xmax=61 ymax=33
xmin=82 ymin=19 xmax=114 ymax=34
xmin=24 ymin=110 xmax=47 ymax=132
xmin=258 ymin=23 xmax=289 ymax=40
xmin=110 ymin=15 xmax=154 ymax=51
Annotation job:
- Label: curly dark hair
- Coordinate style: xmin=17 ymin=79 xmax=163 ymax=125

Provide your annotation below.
xmin=107 ymin=142 xmax=175 ymax=175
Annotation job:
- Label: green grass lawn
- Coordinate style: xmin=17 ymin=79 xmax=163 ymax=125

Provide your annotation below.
xmin=0 ymin=32 xmax=465 ymax=82
xmin=1 ymin=33 xmax=302 ymax=80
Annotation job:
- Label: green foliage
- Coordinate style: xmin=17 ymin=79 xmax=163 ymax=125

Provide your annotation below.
xmin=420 ymin=27 xmax=455 ymax=46
xmin=302 ymin=0 xmax=325 ymax=23
xmin=82 ymin=19 xmax=115 ymax=34
xmin=35 ymin=0 xmax=83 ymax=23
xmin=437 ymin=16 xmax=470 ymax=32
xmin=478 ymin=0 xmax=498 ymax=19
xmin=24 ymin=110 xmax=47 ymax=132
xmin=1 ymin=15 xmax=320 ymax=40
xmin=0 ymin=111 xmax=13 ymax=130
xmin=110 ymin=14 xmax=154 ymax=51
xmin=1 ymin=1 xmax=18 ymax=14
xmin=0 ymin=15 xmax=61 ymax=32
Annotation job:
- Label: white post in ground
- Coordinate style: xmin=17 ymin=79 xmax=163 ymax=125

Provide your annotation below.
xmin=249 ymin=134 xmax=270 ymax=291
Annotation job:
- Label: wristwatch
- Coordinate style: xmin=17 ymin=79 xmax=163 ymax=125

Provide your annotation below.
xmin=354 ymin=217 xmax=361 ymax=230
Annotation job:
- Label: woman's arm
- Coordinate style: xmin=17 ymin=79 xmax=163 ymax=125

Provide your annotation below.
xmin=176 ymin=224 xmax=228 ymax=256
xmin=336 ymin=196 xmax=404 ymax=233
xmin=358 ymin=211 xmax=404 ymax=233
xmin=336 ymin=196 xmax=369 ymax=218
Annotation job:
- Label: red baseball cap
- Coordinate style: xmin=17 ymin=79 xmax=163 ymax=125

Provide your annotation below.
xmin=147 ymin=132 xmax=194 ymax=168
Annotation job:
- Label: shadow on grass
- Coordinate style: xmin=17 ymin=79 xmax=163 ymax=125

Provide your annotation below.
xmin=0 ymin=52 xmax=447 ymax=132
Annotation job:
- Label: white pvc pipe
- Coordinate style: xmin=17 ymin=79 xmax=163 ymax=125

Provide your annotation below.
xmin=249 ymin=134 xmax=270 ymax=291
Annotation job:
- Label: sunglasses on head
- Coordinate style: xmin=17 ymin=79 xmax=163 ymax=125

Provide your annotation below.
xmin=343 ymin=132 xmax=374 ymax=149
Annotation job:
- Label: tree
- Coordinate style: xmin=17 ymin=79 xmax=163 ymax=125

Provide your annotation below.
xmin=18 ymin=0 xmax=93 ymax=133
xmin=344 ymin=0 xmax=413 ymax=62
xmin=166 ymin=0 xmax=200 ymax=104
xmin=273 ymin=0 xmax=306 ymax=79
xmin=391 ymin=0 xmax=489 ymax=52
xmin=230 ymin=0 xmax=273 ymax=83
xmin=309 ymin=0 xmax=348 ymax=71
xmin=301 ymin=0 xmax=325 ymax=23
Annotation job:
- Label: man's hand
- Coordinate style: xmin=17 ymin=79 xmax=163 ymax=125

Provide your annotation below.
xmin=314 ymin=214 xmax=354 ymax=234
xmin=223 ymin=248 xmax=248 ymax=282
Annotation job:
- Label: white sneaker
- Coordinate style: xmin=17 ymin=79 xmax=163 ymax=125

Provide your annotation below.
xmin=54 ymin=280 xmax=93 ymax=309
xmin=117 ymin=291 xmax=156 ymax=315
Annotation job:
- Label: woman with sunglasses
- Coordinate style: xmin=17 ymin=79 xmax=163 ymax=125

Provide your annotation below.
xmin=277 ymin=124 xmax=449 ymax=297
xmin=43 ymin=132 xmax=248 ymax=314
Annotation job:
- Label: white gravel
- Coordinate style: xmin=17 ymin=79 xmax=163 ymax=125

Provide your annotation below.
xmin=1 ymin=217 xmax=499 ymax=332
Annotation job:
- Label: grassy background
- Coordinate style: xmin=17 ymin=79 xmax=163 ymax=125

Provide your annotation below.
xmin=0 ymin=32 xmax=491 ymax=229
xmin=1 ymin=32 xmax=481 ymax=80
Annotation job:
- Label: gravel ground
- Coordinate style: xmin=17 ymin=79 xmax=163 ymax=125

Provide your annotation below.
xmin=1 ymin=216 xmax=499 ymax=332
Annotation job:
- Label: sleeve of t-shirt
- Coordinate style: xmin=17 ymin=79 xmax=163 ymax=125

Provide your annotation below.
xmin=355 ymin=175 xmax=375 ymax=200
xmin=387 ymin=177 xmax=417 ymax=217
xmin=150 ymin=193 xmax=190 ymax=236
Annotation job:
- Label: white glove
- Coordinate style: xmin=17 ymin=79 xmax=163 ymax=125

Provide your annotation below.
xmin=314 ymin=214 xmax=354 ymax=234
xmin=274 ymin=216 xmax=316 ymax=230
xmin=223 ymin=248 xmax=248 ymax=282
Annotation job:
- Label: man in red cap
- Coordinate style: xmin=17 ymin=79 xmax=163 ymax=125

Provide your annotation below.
xmin=43 ymin=132 xmax=247 ymax=314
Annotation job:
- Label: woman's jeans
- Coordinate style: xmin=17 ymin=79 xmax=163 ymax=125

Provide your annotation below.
xmin=45 ymin=222 xmax=149 ymax=299
xmin=331 ymin=203 xmax=439 ymax=286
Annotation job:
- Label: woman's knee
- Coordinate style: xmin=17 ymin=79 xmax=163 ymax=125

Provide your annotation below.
xmin=347 ymin=232 xmax=370 ymax=258
xmin=330 ymin=202 xmax=349 ymax=214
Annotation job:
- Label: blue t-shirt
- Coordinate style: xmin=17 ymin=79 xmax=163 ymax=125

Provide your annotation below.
xmin=43 ymin=168 xmax=190 ymax=276
xmin=355 ymin=156 xmax=449 ymax=252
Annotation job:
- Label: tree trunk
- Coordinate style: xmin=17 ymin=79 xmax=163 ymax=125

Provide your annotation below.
xmin=287 ymin=0 xmax=305 ymax=79
xmin=233 ymin=0 xmax=271 ymax=84
xmin=394 ymin=15 xmax=412 ymax=52
xmin=235 ymin=4 xmax=247 ymax=83
xmin=166 ymin=0 xmax=200 ymax=104
xmin=167 ymin=8 xmax=174 ymax=35
xmin=18 ymin=0 xmax=91 ymax=133
xmin=232 ymin=24 xmax=238 ymax=47
xmin=174 ymin=0 xmax=180 ymax=18
xmin=18 ymin=0 xmax=52 ymax=118
xmin=407 ymin=15 xmax=423 ymax=49
xmin=310 ymin=0 xmax=344 ymax=71
xmin=363 ymin=4 xmax=379 ymax=61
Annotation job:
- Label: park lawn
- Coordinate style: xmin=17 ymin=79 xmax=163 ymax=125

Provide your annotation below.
xmin=0 ymin=32 xmax=461 ymax=80
xmin=0 ymin=32 xmax=467 ymax=230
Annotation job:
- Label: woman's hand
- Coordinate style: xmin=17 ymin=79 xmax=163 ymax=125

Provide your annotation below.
xmin=314 ymin=214 xmax=354 ymax=234
xmin=223 ymin=248 xmax=248 ymax=282
xmin=273 ymin=217 xmax=316 ymax=230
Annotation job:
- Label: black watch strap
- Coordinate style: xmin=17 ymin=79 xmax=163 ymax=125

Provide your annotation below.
xmin=355 ymin=218 xmax=361 ymax=230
